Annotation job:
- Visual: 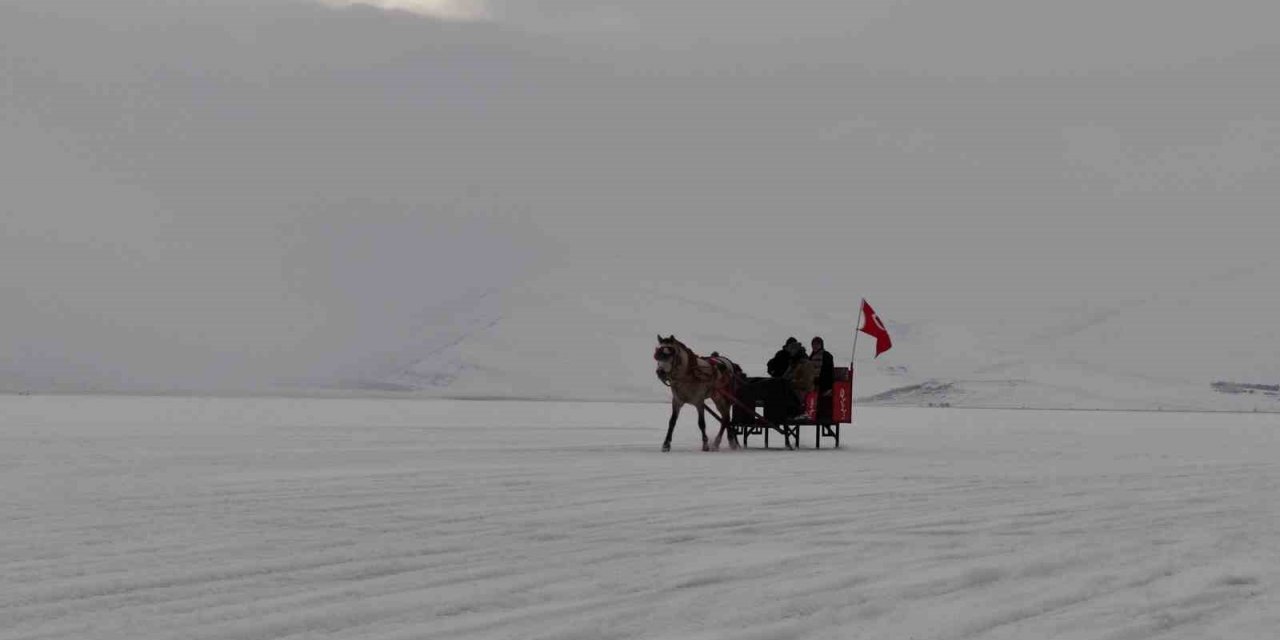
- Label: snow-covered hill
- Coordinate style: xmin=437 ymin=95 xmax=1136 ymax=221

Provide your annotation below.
xmin=358 ymin=254 xmax=1280 ymax=412
xmin=4 ymin=1 xmax=1279 ymax=409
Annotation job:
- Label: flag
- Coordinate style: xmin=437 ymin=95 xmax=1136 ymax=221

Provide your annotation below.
xmin=859 ymin=299 xmax=892 ymax=358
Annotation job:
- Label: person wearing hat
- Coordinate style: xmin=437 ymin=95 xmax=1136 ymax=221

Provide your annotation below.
xmin=762 ymin=337 xmax=793 ymax=376
xmin=765 ymin=338 xmax=809 ymax=420
xmin=784 ymin=337 xmax=808 ymax=366
xmin=810 ymin=336 xmax=835 ymax=426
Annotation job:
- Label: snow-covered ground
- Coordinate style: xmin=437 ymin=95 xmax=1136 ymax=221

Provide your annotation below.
xmin=4 ymin=395 xmax=1279 ymax=639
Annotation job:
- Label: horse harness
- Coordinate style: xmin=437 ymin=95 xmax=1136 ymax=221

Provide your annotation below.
xmin=655 ymin=341 xmax=737 ymax=397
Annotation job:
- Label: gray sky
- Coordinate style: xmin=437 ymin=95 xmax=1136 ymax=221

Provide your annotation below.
xmin=3 ymin=0 xmax=1278 ymax=393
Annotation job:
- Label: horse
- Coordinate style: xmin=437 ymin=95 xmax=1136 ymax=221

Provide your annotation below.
xmin=653 ymin=335 xmax=742 ymax=452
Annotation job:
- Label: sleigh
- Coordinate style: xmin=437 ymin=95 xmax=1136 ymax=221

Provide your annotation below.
xmin=726 ymin=367 xmax=854 ymax=449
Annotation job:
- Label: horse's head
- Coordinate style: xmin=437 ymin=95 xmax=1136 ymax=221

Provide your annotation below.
xmin=654 ymin=334 xmax=683 ymax=383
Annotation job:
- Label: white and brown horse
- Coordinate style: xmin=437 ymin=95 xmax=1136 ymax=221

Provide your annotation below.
xmin=653 ymin=335 xmax=742 ymax=452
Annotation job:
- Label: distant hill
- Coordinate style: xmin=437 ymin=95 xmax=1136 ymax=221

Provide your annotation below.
xmin=358 ymin=257 xmax=1280 ymax=412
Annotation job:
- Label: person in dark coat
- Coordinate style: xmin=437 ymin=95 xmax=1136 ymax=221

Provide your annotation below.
xmin=765 ymin=338 xmax=804 ymax=420
xmin=786 ymin=336 xmax=808 ymax=364
xmin=810 ymin=336 xmax=835 ymax=425
xmin=767 ymin=339 xmax=795 ymax=379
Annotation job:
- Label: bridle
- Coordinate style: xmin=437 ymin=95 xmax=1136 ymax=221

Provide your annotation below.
xmin=655 ymin=339 xmax=719 ymax=387
xmin=654 ymin=343 xmax=681 ymax=387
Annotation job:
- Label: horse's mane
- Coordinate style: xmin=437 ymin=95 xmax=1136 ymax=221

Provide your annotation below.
xmin=658 ymin=336 xmax=698 ymax=364
xmin=659 ymin=335 xmax=690 ymax=352
xmin=660 ymin=336 xmax=698 ymax=378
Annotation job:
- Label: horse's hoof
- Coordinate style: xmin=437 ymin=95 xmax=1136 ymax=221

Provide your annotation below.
xmin=702 ymin=444 xmax=711 ymax=452
xmin=662 ymin=443 xmax=671 ymax=452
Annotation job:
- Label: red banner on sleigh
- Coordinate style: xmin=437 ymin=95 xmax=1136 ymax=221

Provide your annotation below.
xmin=804 ymin=375 xmax=852 ymax=423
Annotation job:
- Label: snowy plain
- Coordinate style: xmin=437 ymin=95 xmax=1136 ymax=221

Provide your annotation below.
xmin=3 ymin=395 xmax=1279 ymax=640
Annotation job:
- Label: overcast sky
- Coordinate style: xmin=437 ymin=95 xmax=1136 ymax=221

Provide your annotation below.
xmin=3 ymin=0 xmax=1278 ymax=392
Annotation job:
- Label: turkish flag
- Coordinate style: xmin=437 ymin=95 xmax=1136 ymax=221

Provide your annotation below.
xmin=859 ymin=299 xmax=893 ymax=358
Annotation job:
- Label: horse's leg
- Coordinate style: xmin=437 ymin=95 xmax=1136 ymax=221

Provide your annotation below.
xmin=710 ymin=401 xmax=723 ymax=450
xmin=662 ymin=399 xmax=683 ymax=452
xmin=717 ymin=397 xmax=738 ymax=450
xmin=696 ymin=404 xmax=711 ymax=451
xmin=710 ymin=394 xmax=732 ymax=450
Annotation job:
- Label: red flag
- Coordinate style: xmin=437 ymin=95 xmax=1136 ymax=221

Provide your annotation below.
xmin=859 ymin=299 xmax=893 ymax=358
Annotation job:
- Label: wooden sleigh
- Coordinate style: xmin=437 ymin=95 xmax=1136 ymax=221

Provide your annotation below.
xmin=720 ymin=367 xmax=854 ymax=449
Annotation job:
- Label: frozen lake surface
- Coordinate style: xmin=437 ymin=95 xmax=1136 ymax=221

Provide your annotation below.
xmin=3 ymin=396 xmax=1279 ymax=639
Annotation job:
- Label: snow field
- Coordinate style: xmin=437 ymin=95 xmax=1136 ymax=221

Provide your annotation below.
xmin=2 ymin=396 xmax=1278 ymax=639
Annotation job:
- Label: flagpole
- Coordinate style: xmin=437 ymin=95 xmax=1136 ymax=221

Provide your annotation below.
xmin=851 ymin=299 xmax=863 ymax=372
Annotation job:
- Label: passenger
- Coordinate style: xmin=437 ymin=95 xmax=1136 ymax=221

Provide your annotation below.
xmin=785 ymin=336 xmax=808 ymax=363
xmin=809 ymin=336 xmax=835 ymax=426
xmin=767 ymin=337 xmax=799 ymax=378
xmin=783 ymin=337 xmax=815 ymax=420
xmin=765 ymin=338 xmax=804 ymax=421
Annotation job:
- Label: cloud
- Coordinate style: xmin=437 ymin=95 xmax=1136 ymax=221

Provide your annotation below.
xmin=3 ymin=0 xmax=1279 ymax=394
xmin=856 ymin=0 xmax=1280 ymax=76
xmin=483 ymin=0 xmax=1279 ymax=76
xmin=317 ymin=0 xmax=489 ymax=21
